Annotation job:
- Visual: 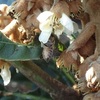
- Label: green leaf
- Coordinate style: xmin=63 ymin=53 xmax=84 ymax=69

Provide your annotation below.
xmin=0 ymin=32 xmax=42 ymax=61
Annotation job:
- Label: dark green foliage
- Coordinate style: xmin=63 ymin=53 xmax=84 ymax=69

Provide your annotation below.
xmin=0 ymin=32 xmax=42 ymax=61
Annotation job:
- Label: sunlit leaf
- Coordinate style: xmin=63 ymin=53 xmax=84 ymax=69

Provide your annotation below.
xmin=0 ymin=32 xmax=42 ymax=61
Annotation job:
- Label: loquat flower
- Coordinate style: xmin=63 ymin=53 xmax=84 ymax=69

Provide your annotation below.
xmin=37 ymin=11 xmax=75 ymax=44
xmin=0 ymin=60 xmax=11 ymax=86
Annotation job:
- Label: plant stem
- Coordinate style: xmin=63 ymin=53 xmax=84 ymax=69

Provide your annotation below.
xmin=62 ymin=68 xmax=76 ymax=85
xmin=10 ymin=61 xmax=82 ymax=100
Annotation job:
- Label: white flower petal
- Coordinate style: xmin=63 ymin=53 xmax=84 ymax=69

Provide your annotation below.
xmin=39 ymin=31 xmax=52 ymax=43
xmin=37 ymin=11 xmax=54 ymax=23
xmin=39 ymin=19 xmax=52 ymax=32
xmin=60 ymin=13 xmax=74 ymax=33
xmin=54 ymin=28 xmax=64 ymax=38
xmin=64 ymin=22 xmax=78 ymax=36
xmin=63 ymin=27 xmax=73 ymax=36
xmin=73 ymin=21 xmax=79 ymax=33
xmin=0 ymin=66 xmax=11 ymax=86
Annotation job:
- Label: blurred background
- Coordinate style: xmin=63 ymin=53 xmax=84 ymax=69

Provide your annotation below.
xmin=0 ymin=0 xmax=15 ymax=5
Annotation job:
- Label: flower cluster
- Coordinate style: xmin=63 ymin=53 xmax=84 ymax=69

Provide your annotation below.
xmin=37 ymin=11 xmax=75 ymax=44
